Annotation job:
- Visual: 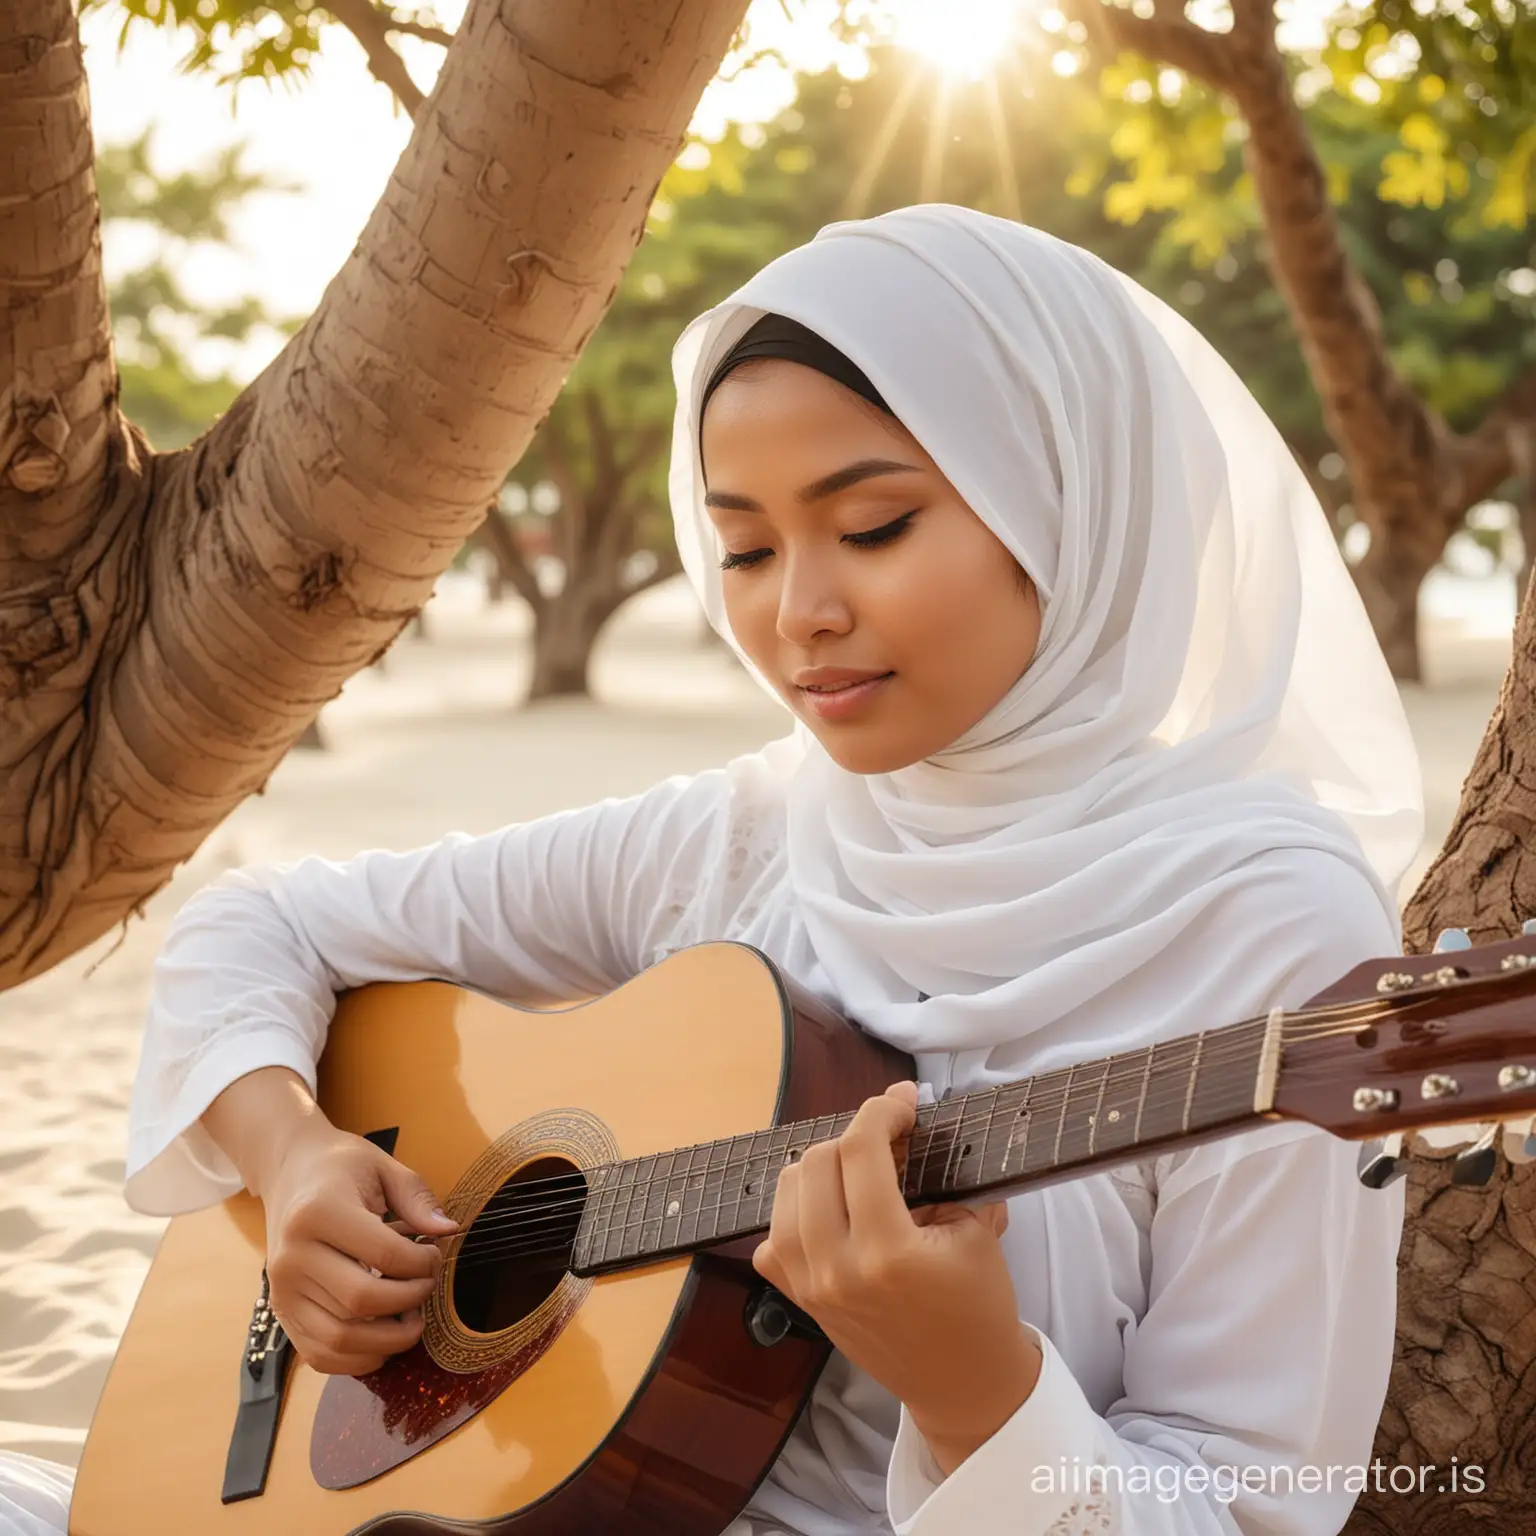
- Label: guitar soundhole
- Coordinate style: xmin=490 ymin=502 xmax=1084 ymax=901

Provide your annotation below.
xmin=451 ymin=1155 xmax=587 ymax=1335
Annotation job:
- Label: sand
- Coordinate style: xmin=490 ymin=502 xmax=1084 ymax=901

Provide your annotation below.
xmin=0 ymin=571 xmax=1516 ymax=1467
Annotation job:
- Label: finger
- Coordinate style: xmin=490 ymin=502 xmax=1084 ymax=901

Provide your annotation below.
xmin=286 ymin=1290 xmax=424 ymax=1367
xmin=304 ymin=1200 xmax=442 ymax=1281
xmin=794 ymin=1143 xmax=850 ymax=1270
xmin=373 ymin=1154 xmax=458 ymax=1237
xmin=839 ymin=1085 xmax=920 ymax=1245
xmin=763 ymin=1162 xmax=807 ymax=1294
xmin=307 ymin=1244 xmax=438 ymax=1319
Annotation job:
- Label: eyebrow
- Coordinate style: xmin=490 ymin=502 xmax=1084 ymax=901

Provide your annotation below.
xmin=703 ymin=457 xmax=924 ymax=513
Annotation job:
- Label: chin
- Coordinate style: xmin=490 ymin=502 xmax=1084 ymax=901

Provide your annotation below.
xmin=806 ymin=727 xmax=929 ymax=777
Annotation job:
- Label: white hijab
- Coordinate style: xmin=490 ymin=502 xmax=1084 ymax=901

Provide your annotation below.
xmin=668 ymin=205 xmax=1423 ymax=1090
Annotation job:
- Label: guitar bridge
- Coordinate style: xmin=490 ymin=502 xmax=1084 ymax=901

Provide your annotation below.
xmin=221 ymin=1270 xmax=294 ymax=1503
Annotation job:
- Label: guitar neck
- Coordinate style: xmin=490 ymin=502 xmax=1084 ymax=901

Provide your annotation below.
xmin=571 ymin=1010 xmax=1280 ymax=1276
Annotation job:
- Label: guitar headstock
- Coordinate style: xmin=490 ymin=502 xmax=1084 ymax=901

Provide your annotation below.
xmin=1275 ymin=925 xmax=1536 ymax=1183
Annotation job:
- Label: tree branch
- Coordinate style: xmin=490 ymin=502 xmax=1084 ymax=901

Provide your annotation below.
xmin=471 ymin=504 xmax=543 ymax=611
xmin=1452 ymin=361 xmax=1536 ymax=510
xmin=1 ymin=0 xmax=752 ymax=986
xmin=1065 ymin=0 xmax=1238 ymax=90
xmin=324 ymin=0 xmax=426 ymax=117
xmin=382 ymin=8 xmax=456 ymax=47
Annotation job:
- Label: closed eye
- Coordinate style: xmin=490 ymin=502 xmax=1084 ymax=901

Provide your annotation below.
xmin=717 ymin=510 xmax=919 ymax=572
xmin=842 ymin=510 xmax=917 ymax=548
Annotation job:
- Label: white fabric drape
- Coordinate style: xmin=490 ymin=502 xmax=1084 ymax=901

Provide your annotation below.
xmin=669 ymin=205 xmax=1423 ymax=1089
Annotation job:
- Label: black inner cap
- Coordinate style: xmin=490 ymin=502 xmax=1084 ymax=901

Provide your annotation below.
xmin=699 ymin=313 xmax=892 ymax=424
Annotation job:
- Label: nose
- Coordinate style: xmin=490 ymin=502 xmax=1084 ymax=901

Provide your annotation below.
xmin=775 ymin=547 xmax=853 ymax=645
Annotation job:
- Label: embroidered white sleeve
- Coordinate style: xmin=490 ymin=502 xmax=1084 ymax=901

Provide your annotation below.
xmin=124 ymin=770 xmax=734 ymax=1216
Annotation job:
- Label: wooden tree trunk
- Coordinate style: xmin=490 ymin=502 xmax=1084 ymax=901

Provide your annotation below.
xmin=1340 ymin=556 xmax=1536 ymax=1534
xmin=1352 ymin=523 xmax=1443 ymax=684
xmin=0 ymin=0 xmax=749 ymax=989
xmin=527 ymin=577 xmax=615 ymax=699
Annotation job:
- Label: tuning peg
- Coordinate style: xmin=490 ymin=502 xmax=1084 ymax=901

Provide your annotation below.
xmin=1451 ymin=1124 xmax=1501 ymax=1187
xmin=1432 ymin=927 xmax=1473 ymax=952
xmin=1358 ymin=1134 xmax=1409 ymax=1189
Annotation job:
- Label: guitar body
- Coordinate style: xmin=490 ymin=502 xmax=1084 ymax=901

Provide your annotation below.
xmin=73 ymin=943 xmax=911 ymax=1535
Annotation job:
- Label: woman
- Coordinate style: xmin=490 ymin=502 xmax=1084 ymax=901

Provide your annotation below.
xmin=3 ymin=205 xmax=1424 ymax=1536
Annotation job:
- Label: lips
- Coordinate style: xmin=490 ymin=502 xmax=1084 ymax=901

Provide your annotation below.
xmin=792 ymin=667 xmax=893 ymax=692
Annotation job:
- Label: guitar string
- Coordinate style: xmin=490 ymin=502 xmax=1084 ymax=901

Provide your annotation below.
xmin=448 ymin=1001 xmax=1393 ymax=1236
xmin=444 ymin=1031 xmax=1339 ymax=1269
xmin=404 ymin=981 xmax=1524 ymax=1271
xmin=446 ymin=995 xmax=1480 ymax=1262
xmin=395 ymin=980 xmax=1497 ymax=1228
xmin=452 ymin=1027 xmax=1274 ymax=1244
xmin=439 ymin=999 xmax=1416 ymax=1250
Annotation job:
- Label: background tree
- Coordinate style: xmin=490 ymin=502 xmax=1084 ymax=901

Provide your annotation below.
xmin=1056 ymin=0 xmax=1536 ymax=680
xmin=97 ymin=131 xmax=296 ymax=448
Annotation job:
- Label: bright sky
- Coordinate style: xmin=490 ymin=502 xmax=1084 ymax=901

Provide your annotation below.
xmin=82 ymin=0 xmax=1336 ymax=380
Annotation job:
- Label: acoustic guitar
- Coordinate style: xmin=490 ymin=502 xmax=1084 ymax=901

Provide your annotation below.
xmin=73 ymin=932 xmax=1536 ymax=1535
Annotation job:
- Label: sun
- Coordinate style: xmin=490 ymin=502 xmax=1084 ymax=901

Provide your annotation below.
xmin=887 ymin=0 xmax=1026 ymax=80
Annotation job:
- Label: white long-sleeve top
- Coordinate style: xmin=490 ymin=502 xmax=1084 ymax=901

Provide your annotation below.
xmin=125 ymin=755 xmax=1406 ymax=1536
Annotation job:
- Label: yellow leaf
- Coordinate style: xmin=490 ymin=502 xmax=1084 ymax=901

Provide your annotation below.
xmin=1110 ymin=115 xmax=1153 ymax=160
xmin=1483 ymin=177 xmax=1529 ymax=228
xmin=1066 ymin=165 xmax=1099 ymax=198
xmin=1418 ymin=74 xmax=1446 ymax=104
xmin=1380 ymin=151 xmax=1426 ymax=206
xmin=1402 ymin=271 xmax=1434 ymax=305
xmin=1399 ymin=112 xmax=1445 ymax=154
xmin=1104 ymin=180 xmax=1146 ymax=224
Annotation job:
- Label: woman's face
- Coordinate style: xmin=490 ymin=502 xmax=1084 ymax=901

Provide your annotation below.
xmin=701 ymin=359 xmax=1042 ymax=775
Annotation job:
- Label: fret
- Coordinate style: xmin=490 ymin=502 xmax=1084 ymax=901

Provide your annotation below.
xmin=755 ymin=1126 xmax=796 ymax=1225
xmin=1187 ymin=1021 xmax=1267 ymax=1134
xmin=999 ymin=1077 xmax=1034 ymax=1178
xmin=585 ymin=1163 xmax=615 ymax=1269
xmin=701 ymin=1137 xmax=733 ymax=1243
xmin=1143 ymin=1036 xmax=1198 ymax=1143
xmin=738 ymin=1129 xmax=771 ymax=1232
xmin=676 ymin=1142 xmax=705 ymax=1247
xmin=1053 ymin=1060 xmax=1108 ymax=1168
xmin=637 ymin=1151 xmax=672 ymax=1255
xmin=976 ymin=1089 xmax=1003 ymax=1192
xmin=614 ymin=1156 xmax=647 ymax=1263
xmin=1180 ymin=1032 xmax=1206 ymax=1134
xmin=660 ymin=1147 xmax=690 ymax=1251
xmin=939 ymin=1094 xmax=970 ymax=1192
xmin=912 ymin=1102 xmax=940 ymax=1195
xmin=1051 ymin=1062 xmax=1077 ymax=1164
xmin=1088 ymin=1060 xmax=1110 ymax=1157
xmin=1091 ymin=1051 xmax=1147 ymax=1159
xmin=1133 ymin=1042 xmax=1155 ymax=1143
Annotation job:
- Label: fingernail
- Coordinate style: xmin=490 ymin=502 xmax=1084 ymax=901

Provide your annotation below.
xmin=432 ymin=1207 xmax=454 ymax=1225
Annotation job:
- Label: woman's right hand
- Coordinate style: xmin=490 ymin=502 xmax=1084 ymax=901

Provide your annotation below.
xmin=258 ymin=1117 xmax=460 ymax=1376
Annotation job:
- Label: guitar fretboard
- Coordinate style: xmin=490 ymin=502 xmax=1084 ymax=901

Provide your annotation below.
xmin=571 ymin=1015 xmax=1271 ymax=1275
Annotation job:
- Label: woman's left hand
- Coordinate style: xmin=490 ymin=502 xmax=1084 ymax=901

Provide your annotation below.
xmin=751 ymin=1080 xmax=1043 ymax=1474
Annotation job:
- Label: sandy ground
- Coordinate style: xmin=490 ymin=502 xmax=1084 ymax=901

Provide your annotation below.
xmin=0 ymin=572 xmax=1517 ymax=1467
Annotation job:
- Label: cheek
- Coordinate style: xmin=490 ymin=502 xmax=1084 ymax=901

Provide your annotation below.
xmin=720 ymin=580 xmax=782 ymax=673
xmin=897 ymin=533 xmax=1033 ymax=678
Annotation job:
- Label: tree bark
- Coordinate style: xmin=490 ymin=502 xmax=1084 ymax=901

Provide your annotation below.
xmin=524 ymin=545 xmax=680 ymax=701
xmin=0 ymin=0 xmax=749 ymax=988
xmin=1339 ymin=548 xmax=1536 ymax=1534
